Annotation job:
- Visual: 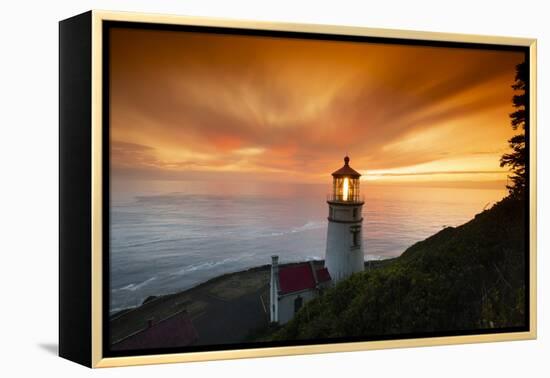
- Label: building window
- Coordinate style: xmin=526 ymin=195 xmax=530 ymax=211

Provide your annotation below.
xmin=350 ymin=226 xmax=361 ymax=248
xmin=353 ymin=208 xmax=358 ymax=219
xmin=294 ymin=296 xmax=303 ymax=314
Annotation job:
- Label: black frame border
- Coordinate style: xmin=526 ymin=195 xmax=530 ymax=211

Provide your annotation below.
xmin=59 ymin=11 xmax=93 ymax=367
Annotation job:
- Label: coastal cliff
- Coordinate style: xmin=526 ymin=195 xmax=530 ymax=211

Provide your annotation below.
xmin=271 ymin=196 xmax=527 ymax=341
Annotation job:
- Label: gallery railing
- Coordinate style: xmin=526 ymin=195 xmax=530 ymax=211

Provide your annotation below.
xmin=326 ymin=193 xmax=364 ymax=203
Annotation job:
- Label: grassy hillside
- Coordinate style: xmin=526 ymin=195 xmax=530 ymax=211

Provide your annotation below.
xmin=272 ymin=196 xmax=527 ymax=341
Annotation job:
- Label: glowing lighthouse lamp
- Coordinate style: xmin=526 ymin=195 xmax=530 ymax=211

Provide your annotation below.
xmin=324 ymin=156 xmax=365 ymax=282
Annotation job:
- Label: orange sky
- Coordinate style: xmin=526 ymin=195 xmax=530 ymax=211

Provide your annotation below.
xmin=109 ymin=27 xmax=525 ymax=189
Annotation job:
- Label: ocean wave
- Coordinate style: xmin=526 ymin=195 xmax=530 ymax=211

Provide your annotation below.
xmin=265 ymin=220 xmax=326 ymax=238
xmin=365 ymin=255 xmax=393 ymax=261
xmin=117 ymin=235 xmax=210 ymax=249
xmin=291 ymin=220 xmax=325 ymax=233
xmin=169 ymin=253 xmax=254 ymax=276
xmin=305 ymin=255 xmax=322 ymax=261
xmin=113 ymin=276 xmax=157 ymax=292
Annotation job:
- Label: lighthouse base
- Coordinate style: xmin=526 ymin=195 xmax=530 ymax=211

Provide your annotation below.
xmin=325 ymin=221 xmax=364 ymax=283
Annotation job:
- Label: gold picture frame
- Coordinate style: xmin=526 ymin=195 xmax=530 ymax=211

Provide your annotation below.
xmin=59 ymin=10 xmax=537 ymax=368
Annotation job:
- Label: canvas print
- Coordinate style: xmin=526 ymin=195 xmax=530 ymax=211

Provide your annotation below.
xmin=106 ymin=25 xmax=529 ymax=354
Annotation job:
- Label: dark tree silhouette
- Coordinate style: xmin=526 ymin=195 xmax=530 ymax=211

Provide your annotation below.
xmin=500 ymin=61 xmax=527 ymax=197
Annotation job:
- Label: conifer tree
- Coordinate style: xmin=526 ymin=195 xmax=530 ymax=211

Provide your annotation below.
xmin=500 ymin=61 xmax=527 ymax=197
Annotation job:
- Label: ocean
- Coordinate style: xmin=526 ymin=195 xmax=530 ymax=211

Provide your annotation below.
xmin=109 ymin=181 xmax=506 ymax=313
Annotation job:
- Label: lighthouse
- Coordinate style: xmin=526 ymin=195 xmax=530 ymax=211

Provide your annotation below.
xmin=324 ymin=156 xmax=365 ymax=282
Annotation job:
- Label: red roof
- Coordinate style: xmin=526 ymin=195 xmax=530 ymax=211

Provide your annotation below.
xmin=316 ymin=267 xmax=331 ymax=283
xmin=278 ymin=263 xmax=332 ymax=295
xmin=332 ymin=156 xmax=361 ymax=178
xmin=111 ymin=310 xmax=198 ymax=351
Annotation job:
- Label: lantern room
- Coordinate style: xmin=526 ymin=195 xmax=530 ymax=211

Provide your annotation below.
xmin=329 ymin=156 xmax=362 ymax=203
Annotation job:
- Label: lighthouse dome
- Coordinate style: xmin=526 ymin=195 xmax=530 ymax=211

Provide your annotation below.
xmin=331 ymin=156 xmax=361 ymax=178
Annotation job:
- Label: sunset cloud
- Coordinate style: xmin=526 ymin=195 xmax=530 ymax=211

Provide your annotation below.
xmin=109 ymin=27 xmax=525 ymax=188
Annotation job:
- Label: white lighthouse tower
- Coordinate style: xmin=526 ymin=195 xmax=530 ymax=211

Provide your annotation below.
xmin=324 ymin=156 xmax=365 ymax=282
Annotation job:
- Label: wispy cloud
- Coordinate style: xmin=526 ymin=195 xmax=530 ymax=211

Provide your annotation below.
xmin=109 ymin=28 xmax=524 ymax=187
xmin=367 ymin=170 xmax=504 ymax=177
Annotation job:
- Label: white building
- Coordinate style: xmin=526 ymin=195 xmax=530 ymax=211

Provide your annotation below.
xmin=325 ymin=156 xmax=365 ymax=282
xmin=270 ymin=256 xmax=332 ymax=324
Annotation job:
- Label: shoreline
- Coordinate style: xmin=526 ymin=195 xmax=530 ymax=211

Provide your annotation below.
xmin=110 ymin=256 xmax=396 ymax=317
xmin=109 ymin=258 xmax=396 ymax=346
xmin=109 ymin=262 xmax=273 ymax=320
xmin=110 ymin=257 xmax=396 ymax=317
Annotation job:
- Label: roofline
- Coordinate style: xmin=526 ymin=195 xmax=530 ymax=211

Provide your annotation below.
xmin=111 ymin=308 xmax=191 ymax=345
xmin=331 ymin=170 xmax=361 ymax=176
xmin=278 ymin=287 xmax=318 ymax=297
